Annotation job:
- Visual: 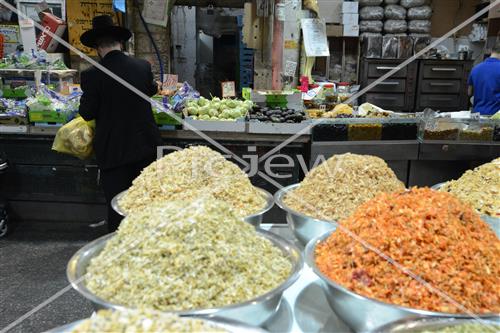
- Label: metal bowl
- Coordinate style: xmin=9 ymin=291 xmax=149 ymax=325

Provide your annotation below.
xmin=373 ymin=316 xmax=500 ymax=332
xmin=432 ymin=182 xmax=499 ymax=238
xmin=44 ymin=316 xmax=268 ymax=333
xmin=305 ymin=230 xmax=498 ymax=332
xmin=67 ymin=229 xmax=303 ymax=327
xmin=111 ymin=187 xmax=274 ymax=228
xmin=274 ymin=184 xmax=337 ymax=246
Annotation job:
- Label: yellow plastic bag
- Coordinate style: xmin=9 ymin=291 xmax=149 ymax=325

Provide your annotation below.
xmin=52 ymin=116 xmax=95 ymax=160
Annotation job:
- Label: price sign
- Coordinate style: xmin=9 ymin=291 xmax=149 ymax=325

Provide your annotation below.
xmin=284 ymin=60 xmax=298 ymax=77
xmin=162 ymin=74 xmax=178 ymax=92
xmin=221 ymin=81 xmax=236 ymax=98
xmin=301 ymin=18 xmax=330 ymax=57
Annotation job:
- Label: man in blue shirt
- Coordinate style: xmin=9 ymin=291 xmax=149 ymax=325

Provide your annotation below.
xmin=468 ymin=42 xmax=500 ymax=116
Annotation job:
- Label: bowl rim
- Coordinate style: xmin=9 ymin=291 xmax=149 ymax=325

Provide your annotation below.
xmin=371 ymin=315 xmax=500 ymax=333
xmin=113 ymin=187 xmax=275 ymax=220
xmin=44 ymin=315 xmax=269 ymax=333
xmin=273 ymin=183 xmax=338 ymax=225
xmin=305 ymin=230 xmax=500 ymax=318
xmin=67 ymin=228 xmax=304 ymax=315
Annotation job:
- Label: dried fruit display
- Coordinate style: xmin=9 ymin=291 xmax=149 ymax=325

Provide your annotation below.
xmin=440 ymin=158 xmax=500 ymax=217
xmin=284 ymin=153 xmax=405 ymax=221
xmin=86 ymin=200 xmax=292 ymax=311
xmin=316 ymin=188 xmax=500 ymax=313
xmin=119 ymin=146 xmax=266 ymax=217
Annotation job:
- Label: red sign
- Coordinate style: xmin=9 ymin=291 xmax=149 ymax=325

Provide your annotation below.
xmin=36 ymin=12 xmax=66 ymax=52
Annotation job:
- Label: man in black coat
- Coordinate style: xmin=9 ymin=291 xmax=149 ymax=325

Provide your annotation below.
xmin=79 ymin=15 xmax=162 ymax=231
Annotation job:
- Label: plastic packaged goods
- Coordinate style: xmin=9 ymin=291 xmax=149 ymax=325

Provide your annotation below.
xmin=283 ymin=153 xmax=404 ymax=221
xmin=400 ymin=0 xmax=427 ymax=8
xmin=361 ymin=35 xmax=383 ymax=58
xmin=360 ymin=6 xmax=384 ymax=20
xmin=119 ymin=146 xmax=266 ymax=217
xmin=359 ymin=0 xmax=383 ymax=6
xmin=398 ymin=36 xmax=414 ymax=58
xmin=384 ymin=19 xmax=408 ymax=33
xmin=409 ymin=20 xmax=432 ymax=33
xmin=315 ymin=187 xmax=500 ymax=313
xmin=414 ymin=36 xmax=431 ymax=53
xmin=52 ymin=117 xmax=95 ymax=160
xmin=359 ymin=20 xmax=384 ymax=33
xmin=85 ymin=200 xmax=292 ymax=311
xmin=382 ymin=36 xmax=399 ymax=58
xmin=408 ymin=5 xmax=432 ymax=19
xmin=69 ymin=309 xmax=227 ymax=333
xmin=384 ymin=5 xmax=407 ymax=20
xmin=440 ymin=158 xmax=500 ymax=218
xmin=360 ymin=32 xmax=383 ymax=38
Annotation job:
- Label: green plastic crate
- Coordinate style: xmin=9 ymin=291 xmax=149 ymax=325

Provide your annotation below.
xmin=153 ymin=111 xmax=182 ymax=125
xmin=29 ymin=110 xmax=69 ymax=123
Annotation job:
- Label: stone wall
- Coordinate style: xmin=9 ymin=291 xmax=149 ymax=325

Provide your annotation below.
xmin=127 ymin=0 xmax=171 ymax=78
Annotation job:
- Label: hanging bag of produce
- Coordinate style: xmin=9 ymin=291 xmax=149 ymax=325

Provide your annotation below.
xmin=52 ymin=116 xmax=95 ymax=160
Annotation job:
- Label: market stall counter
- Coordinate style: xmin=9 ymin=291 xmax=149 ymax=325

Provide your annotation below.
xmin=0 ymin=129 xmax=310 ymax=225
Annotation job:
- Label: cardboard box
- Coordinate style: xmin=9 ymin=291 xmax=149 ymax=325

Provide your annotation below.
xmin=36 ymin=12 xmax=67 ymax=52
xmin=326 ymin=24 xmax=343 ymax=37
xmin=342 ymin=1 xmax=359 ymax=13
xmin=317 ymin=0 xmax=342 ymax=24
xmin=343 ymin=24 xmax=359 ymax=37
xmin=342 ymin=13 xmax=359 ymax=26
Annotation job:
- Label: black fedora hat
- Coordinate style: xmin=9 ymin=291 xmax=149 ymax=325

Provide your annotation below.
xmin=80 ymin=15 xmax=132 ymax=48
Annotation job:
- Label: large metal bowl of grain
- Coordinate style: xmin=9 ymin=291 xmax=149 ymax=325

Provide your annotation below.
xmin=274 ymin=184 xmax=337 ymax=246
xmin=67 ymin=229 xmax=303 ymax=327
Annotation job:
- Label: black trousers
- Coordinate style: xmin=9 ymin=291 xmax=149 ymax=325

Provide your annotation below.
xmin=100 ymin=156 xmax=155 ymax=232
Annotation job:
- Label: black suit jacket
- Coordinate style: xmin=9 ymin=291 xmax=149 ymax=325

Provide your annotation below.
xmin=79 ymin=50 xmax=162 ymax=170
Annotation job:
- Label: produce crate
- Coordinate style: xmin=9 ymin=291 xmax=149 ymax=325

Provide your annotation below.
xmin=1 ymin=86 xmax=30 ymax=98
xmin=153 ymin=111 xmax=182 ymax=126
xmin=0 ymin=114 xmax=28 ymax=125
xmin=247 ymin=120 xmax=312 ymax=135
xmin=28 ymin=110 xmax=69 ymax=124
xmin=183 ymin=117 xmax=246 ymax=132
xmin=251 ymin=91 xmax=303 ymax=110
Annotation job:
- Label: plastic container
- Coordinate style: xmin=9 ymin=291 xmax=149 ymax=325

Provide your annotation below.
xmin=337 ymin=82 xmax=351 ymax=103
xmin=419 ymin=118 xmax=464 ymax=141
xmin=458 ymin=120 xmax=495 ymax=142
xmin=382 ymin=119 xmax=418 ymax=140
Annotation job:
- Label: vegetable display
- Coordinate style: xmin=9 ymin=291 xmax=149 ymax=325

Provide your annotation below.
xmin=119 ymin=146 xmax=266 ymax=217
xmin=184 ymin=97 xmax=252 ymax=121
xmin=247 ymin=105 xmax=307 ymax=123
xmin=439 ymin=158 xmax=499 ymax=217
xmin=86 ymin=200 xmax=292 ymax=311
xmin=69 ymin=309 xmax=227 ymax=333
xmin=284 ymin=153 xmax=405 ymax=221
xmin=0 ymin=50 xmax=68 ymax=70
xmin=315 ymin=187 xmax=500 ymax=313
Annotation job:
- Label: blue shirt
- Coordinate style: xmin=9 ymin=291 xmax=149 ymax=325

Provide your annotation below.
xmin=468 ymin=57 xmax=500 ymax=116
